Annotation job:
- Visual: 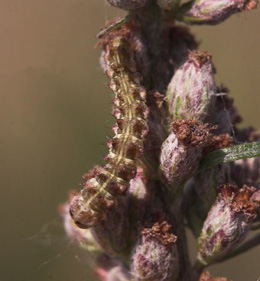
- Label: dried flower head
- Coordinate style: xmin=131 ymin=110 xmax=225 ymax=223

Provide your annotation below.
xmin=197 ymin=184 xmax=259 ymax=265
xmin=160 ymin=120 xmax=222 ymax=187
xmin=131 ymin=221 xmax=179 ymax=281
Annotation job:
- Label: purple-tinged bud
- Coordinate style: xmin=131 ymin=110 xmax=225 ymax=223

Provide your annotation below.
xmin=131 ymin=221 xmax=179 ymax=281
xmin=166 ymin=51 xmax=216 ymax=122
xmin=200 ymin=271 xmax=229 ymax=281
xmin=106 ymin=0 xmax=147 ymax=10
xmin=59 ymin=200 xmax=101 ymax=252
xmin=182 ymin=0 xmax=257 ymax=25
xmin=160 ymin=120 xmax=215 ymax=187
xmin=197 ymin=184 xmax=259 ymax=266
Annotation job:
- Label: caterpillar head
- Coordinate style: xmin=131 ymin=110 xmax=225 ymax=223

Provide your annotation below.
xmin=69 ymin=191 xmax=101 ymax=229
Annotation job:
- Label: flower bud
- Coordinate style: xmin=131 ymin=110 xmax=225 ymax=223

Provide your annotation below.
xmin=160 ymin=120 xmax=214 ymax=187
xmin=106 ymin=0 xmax=147 ymax=10
xmin=131 ymin=221 xmax=179 ymax=281
xmin=166 ymin=51 xmax=216 ymax=122
xmin=59 ymin=199 xmax=101 ymax=253
xmin=197 ymin=184 xmax=259 ymax=265
xmin=183 ymin=0 xmax=257 ymax=25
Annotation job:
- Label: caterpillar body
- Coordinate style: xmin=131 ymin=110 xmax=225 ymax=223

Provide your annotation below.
xmin=69 ymin=32 xmax=149 ymax=229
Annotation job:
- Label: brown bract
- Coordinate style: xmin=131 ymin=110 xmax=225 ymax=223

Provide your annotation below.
xmin=171 ymin=120 xmax=232 ymax=151
xmin=171 ymin=120 xmax=212 ymax=148
xmin=189 ymin=50 xmax=212 ymax=68
xmin=219 ymin=184 xmax=258 ymax=216
xmin=141 ymin=221 xmax=177 ymax=248
xmin=171 ymin=119 xmax=232 ymax=153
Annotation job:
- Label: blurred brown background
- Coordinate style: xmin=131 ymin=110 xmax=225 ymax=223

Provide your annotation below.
xmin=0 ymin=1 xmax=259 ymax=281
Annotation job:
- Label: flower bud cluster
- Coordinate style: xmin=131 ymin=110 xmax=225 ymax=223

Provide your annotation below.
xmin=61 ymin=1 xmax=260 ymax=280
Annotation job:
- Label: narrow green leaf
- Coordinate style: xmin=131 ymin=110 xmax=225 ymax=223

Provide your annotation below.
xmin=198 ymin=142 xmax=260 ymax=172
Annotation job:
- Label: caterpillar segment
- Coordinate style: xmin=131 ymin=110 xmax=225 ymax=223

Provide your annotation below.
xmin=69 ymin=34 xmax=149 ymax=229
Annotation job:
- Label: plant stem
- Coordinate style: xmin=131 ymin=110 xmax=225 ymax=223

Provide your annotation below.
xmin=191 ymin=260 xmax=206 ymax=281
xmin=167 ymin=189 xmax=192 ymax=281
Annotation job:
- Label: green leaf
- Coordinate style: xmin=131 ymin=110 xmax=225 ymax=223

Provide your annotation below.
xmin=198 ymin=142 xmax=260 ymax=172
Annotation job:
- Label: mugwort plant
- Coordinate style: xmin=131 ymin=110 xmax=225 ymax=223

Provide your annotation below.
xmin=60 ymin=0 xmax=260 ymax=280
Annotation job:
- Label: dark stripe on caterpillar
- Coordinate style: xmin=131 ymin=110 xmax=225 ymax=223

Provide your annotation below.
xmin=69 ymin=31 xmax=149 ymax=229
